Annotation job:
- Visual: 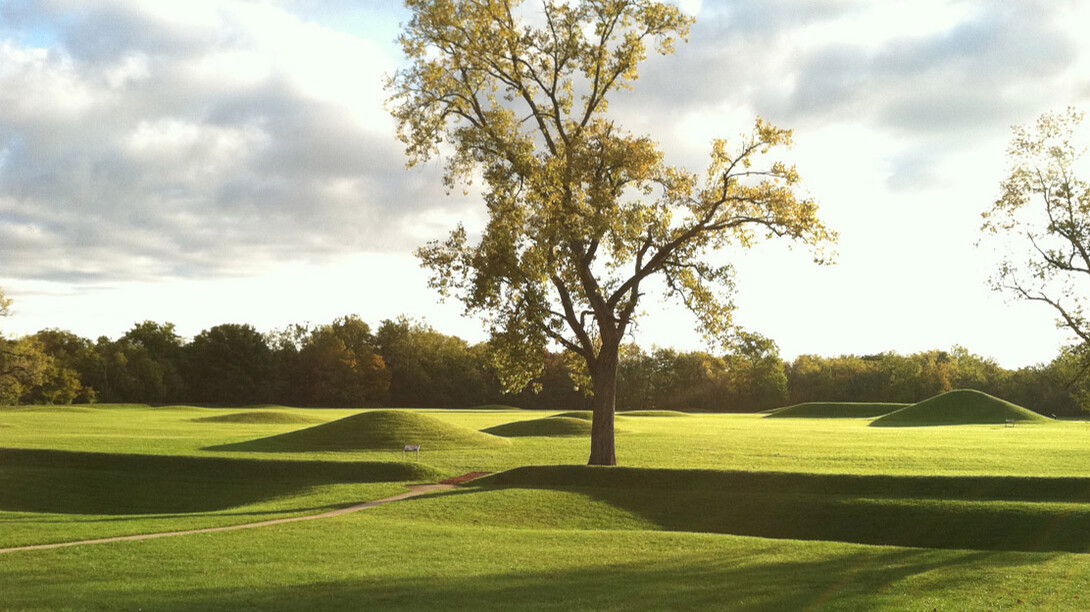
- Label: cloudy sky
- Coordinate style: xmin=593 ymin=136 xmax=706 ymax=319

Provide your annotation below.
xmin=1 ymin=0 xmax=1088 ymax=367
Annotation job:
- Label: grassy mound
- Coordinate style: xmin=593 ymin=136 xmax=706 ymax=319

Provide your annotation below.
xmin=0 ymin=447 xmax=441 ymax=514
xmin=470 ymin=404 xmax=521 ymax=410
xmin=550 ymin=410 xmax=593 ymax=420
xmin=156 ymin=405 xmax=210 ymax=412
xmin=210 ymin=409 xmax=510 ymax=452
xmin=619 ymin=410 xmax=690 ymax=417
xmin=469 ymin=465 xmax=1090 ymax=552
xmin=871 ymin=389 xmax=1050 ymax=427
xmin=6 ymin=405 xmax=94 ymax=414
xmin=190 ymin=410 xmax=325 ymax=425
xmin=766 ymin=402 xmax=908 ymax=419
xmin=483 ymin=416 xmax=593 ymax=437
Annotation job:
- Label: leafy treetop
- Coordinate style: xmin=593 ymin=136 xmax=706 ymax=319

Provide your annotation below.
xmin=388 ymin=0 xmax=835 ymax=396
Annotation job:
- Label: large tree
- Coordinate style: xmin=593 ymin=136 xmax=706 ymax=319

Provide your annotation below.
xmin=983 ymin=107 xmax=1090 ymax=348
xmin=388 ymin=0 xmax=834 ymax=464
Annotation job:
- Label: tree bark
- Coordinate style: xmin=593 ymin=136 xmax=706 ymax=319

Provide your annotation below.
xmin=588 ymin=349 xmax=619 ymax=466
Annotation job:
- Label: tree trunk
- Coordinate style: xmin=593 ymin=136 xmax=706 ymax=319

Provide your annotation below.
xmin=588 ymin=350 xmax=619 ymax=466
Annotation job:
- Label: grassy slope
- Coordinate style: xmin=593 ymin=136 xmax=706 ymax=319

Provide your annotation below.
xmin=872 ymin=389 xmax=1051 ymax=427
xmin=190 ymin=410 xmax=326 ymax=424
xmin=454 ymin=466 xmax=1090 ymax=552
xmin=2 ymin=512 xmax=1089 ymax=611
xmin=208 ymin=409 xmax=510 ymax=452
xmin=4 ymin=404 xmax=1090 ymax=609
xmin=0 ymin=447 xmax=440 ymax=548
xmin=483 ymin=416 xmax=594 ymax=437
xmin=4 ymin=405 xmax=1090 ymax=475
xmin=766 ymin=402 xmax=908 ymax=419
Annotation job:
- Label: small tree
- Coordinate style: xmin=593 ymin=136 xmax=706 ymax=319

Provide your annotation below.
xmin=388 ymin=0 xmax=834 ymax=464
xmin=0 ymin=287 xmax=10 ymax=319
xmin=983 ymin=107 xmax=1090 ymax=344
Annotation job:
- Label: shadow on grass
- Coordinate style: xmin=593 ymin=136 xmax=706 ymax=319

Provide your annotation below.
xmin=0 ymin=503 xmax=353 ymax=525
xmin=477 ymin=466 xmax=1090 ymax=553
xmin=2 ymin=540 xmax=1053 ymax=611
xmin=0 ymin=447 xmax=439 ymax=515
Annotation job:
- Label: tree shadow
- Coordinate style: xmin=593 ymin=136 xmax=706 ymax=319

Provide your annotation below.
xmin=3 ymin=541 xmax=1058 ymax=611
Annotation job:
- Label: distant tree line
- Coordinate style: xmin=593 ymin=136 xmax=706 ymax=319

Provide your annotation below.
xmin=1 ymin=313 xmax=1087 ymax=416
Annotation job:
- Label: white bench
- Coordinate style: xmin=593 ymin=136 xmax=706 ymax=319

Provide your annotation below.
xmin=403 ymin=444 xmax=421 ymax=459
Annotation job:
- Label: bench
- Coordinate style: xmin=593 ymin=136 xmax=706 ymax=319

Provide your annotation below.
xmin=403 ymin=444 xmax=421 ymax=460
xmin=1005 ymin=419 xmax=1015 ymax=427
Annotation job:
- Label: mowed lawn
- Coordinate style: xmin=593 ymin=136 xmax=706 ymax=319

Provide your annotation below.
xmin=3 ymin=404 xmax=1090 ymax=610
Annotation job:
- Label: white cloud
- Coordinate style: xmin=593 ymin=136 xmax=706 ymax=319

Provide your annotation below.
xmin=1 ymin=0 xmax=1089 ymax=365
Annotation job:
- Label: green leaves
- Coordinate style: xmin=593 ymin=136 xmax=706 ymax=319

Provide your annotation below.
xmin=390 ymin=0 xmax=834 ymax=399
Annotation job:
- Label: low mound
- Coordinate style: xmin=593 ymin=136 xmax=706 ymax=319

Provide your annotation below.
xmin=191 ymin=411 xmax=325 ymax=425
xmin=0 ymin=447 xmax=440 ymax=514
xmin=620 ymin=410 xmax=690 ymax=417
xmin=550 ymin=411 xmax=593 ymax=420
xmin=469 ymin=466 xmax=1090 ymax=552
xmin=210 ymin=409 xmax=510 ymax=452
xmin=483 ymin=416 xmax=593 ymax=437
xmin=766 ymin=402 xmax=908 ymax=419
xmin=870 ymin=390 xmax=1050 ymax=427
xmin=17 ymin=406 xmax=94 ymax=414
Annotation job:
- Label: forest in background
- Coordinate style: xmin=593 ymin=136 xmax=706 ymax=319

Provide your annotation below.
xmin=1 ymin=315 xmax=1088 ymax=416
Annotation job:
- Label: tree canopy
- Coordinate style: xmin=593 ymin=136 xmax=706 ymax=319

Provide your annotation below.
xmin=388 ymin=0 xmax=835 ymax=464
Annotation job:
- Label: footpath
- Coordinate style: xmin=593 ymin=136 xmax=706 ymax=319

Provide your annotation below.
xmin=0 ymin=472 xmax=489 ymax=555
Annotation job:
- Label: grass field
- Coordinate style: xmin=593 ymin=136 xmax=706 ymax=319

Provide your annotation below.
xmin=3 ymin=401 xmax=1090 ymax=610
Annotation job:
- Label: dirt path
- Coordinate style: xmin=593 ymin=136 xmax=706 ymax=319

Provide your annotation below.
xmin=0 ymin=475 xmax=485 ymax=555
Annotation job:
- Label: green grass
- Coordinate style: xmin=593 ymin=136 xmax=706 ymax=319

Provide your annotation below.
xmin=459 ymin=465 xmax=1090 ymax=551
xmin=4 ymin=402 xmax=1090 ymax=609
xmin=0 ymin=446 xmax=438 ymax=548
xmin=871 ymin=389 xmax=1052 ymax=427
xmin=549 ymin=410 xmax=593 ymax=420
xmin=207 ymin=409 xmax=511 ymax=452
xmin=0 ymin=447 xmax=439 ymax=514
xmin=190 ymin=410 xmax=326 ymax=424
xmin=483 ymin=416 xmax=594 ymax=437
xmin=766 ymin=402 xmax=908 ymax=419
xmin=3 ymin=512 xmax=1090 ymax=610
xmin=3 ymin=404 xmax=1090 ymax=476
xmin=619 ymin=410 xmax=690 ymax=417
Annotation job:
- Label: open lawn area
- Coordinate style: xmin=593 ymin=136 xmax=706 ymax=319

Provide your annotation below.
xmin=3 ymin=403 xmax=1090 ymax=610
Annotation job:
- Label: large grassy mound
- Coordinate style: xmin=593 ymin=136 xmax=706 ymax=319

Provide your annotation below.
xmin=0 ymin=447 xmax=440 ymax=514
xmin=483 ymin=416 xmax=594 ymax=437
xmin=190 ymin=410 xmax=325 ymax=425
xmin=766 ymin=402 xmax=908 ymax=419
xmin=211 ymin=409 xmax=510 ymax=452
xmin=871 ymin=389 xmax=1050 ymax=427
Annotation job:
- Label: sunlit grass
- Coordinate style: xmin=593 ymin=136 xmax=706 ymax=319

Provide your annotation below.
xmin=3 ymin=514 xmax=1090 ymax=611
xmin=4 ymin=403 xmax=1090 ymax=609
xmin=3 ymin=404 xmax=1090 ymax=475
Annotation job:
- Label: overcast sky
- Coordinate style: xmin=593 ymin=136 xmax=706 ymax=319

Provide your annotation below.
xmin=1 ymin=0 xmax=1089 ymax=367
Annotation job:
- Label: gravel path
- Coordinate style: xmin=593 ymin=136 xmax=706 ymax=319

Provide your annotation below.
xmin=0 ymin=479 xmax=472 ymax=555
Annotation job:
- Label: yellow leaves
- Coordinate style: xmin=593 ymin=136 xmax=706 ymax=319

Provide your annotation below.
xmin=393 ymin=1 xmax=833 ymax=394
